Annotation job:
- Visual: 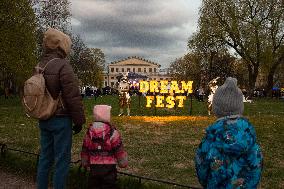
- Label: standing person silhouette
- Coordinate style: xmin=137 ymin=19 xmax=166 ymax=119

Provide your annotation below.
xmin=37 ymin=28 xmax=86 ymax=189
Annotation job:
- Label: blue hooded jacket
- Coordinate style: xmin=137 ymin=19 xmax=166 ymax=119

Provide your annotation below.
xmin=195 ymin=116 xmax=263 ymax=189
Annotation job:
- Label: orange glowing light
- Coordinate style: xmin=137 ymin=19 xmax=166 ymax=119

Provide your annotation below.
xmin=125 ymin=116 xmax=210 ymax=123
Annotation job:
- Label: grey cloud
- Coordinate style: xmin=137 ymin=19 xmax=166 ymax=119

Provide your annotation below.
xmin=70 ymin=0 xmax=201 ymax=67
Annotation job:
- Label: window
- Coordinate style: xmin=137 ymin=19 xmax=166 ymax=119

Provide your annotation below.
xmin=111 ymin=77 xmax=114 ymax=79
xmin=144 ymin=68 xmax=146 ymax=73
xmin=105 ymin=81 xmax=107 ymax=86
xmin=149 ymin=68 xmax=152 ymax=72
xmin=154 ymin=68 xmax=156 ymax=72
xmin=165 ymin=78 xmax=168 ymax=80
xmin=105 ymin=77 xmax=107 ymax=79
xmin=138 ymin=68 xmax=141 ymax=72
xmin=111 ymin=82 xmax=114 ymax=87
xmin=122 ymin=68 xmax=124 ymax=72
xmin=127 ymin=68 xmax=130 ymax=72
xmin=160 ymin=78 xmax=163 ymax=80
xmin=111 ymin=68 xmax=114 ymax=72
xmin=116 ymin=68 xmax=119 ymax=72
xmin=133 ymin=68 xmax=135 ymax=72
xmin=154 ymin=78 xmax=156 ymax=80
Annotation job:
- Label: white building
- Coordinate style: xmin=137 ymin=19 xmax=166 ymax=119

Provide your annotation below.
xmin=103 ymin=56 xmax=173 ymax=87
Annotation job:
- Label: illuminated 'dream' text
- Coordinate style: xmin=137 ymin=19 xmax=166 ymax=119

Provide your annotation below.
xmin=139 ymin=80 xmax=193 ymax=108
xmin=139 ymin=80 xmax=193 ymax=94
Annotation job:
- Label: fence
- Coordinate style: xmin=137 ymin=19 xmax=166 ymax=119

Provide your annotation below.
xmin=0 ymin=143 xmax=202 ymax=189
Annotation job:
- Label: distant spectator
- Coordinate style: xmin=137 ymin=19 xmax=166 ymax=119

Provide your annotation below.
xmin=4 ymin=87 xmax=9 ymax=99
xmin=261 ymin=88 xmax=266 ymax=97
xmin=97 ymin=88 xmax=102 ymax=97
xmin=272 ymin=88 xmax=281 ymax=98
xmin=242 ymin=88 xmax=247 ymax=97
xmin=93 ymin=86 xmax=98 ymax=99
xmin=80 ymin=87 xmax=85 ymax=98
xmin=198 ymin=87 xmax=205 ymax=102
xmin=194 ymin=88 xmax=199 ymax=100
xmin=195 ymin=77 xmax=263 ymax=189
xmin=85 ymin=86 xmax=92 ymax=97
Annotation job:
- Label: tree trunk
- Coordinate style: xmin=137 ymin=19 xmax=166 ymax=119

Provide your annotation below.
xmin=266 ymin=72 xmax=274 ymax=96
xmin=208 ymin=52 xmax=214 ymax=81
xmin=266 ymin=56 xmax=284 ymax=96
xmin=247 ymin=64 xmax=258 ymax=97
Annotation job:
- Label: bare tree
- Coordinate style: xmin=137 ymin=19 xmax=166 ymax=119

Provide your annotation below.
xmin=170 ymin=53 xmax=202 ymax=87
xmin=69 ymin=35 xmax=105 ymax=87
xmin=80 ymin=48 xmax=105 ymax=88
xmin=190 ymin=0 xmax=284 ymax=93
xmin=32 ymin=0 xmax=71 ymax=59
xmin=34 ymin=0 xmax=71 ymax=32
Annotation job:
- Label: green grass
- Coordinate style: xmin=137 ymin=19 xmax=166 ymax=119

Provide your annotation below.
xmin=0 ymin=96 xmax=284 ymax=188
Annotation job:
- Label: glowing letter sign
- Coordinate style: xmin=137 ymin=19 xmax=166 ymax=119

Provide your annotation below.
xmin=139 ymin=81 xmax=193 ymax=108
xmin=139 ymin=81 xmax=149 ymax=93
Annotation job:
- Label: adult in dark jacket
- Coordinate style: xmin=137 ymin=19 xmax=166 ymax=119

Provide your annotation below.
xmin=37 ymin=28 xmax=86 ymax=189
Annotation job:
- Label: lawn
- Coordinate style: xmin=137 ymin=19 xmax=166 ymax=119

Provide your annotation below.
xmin=0 ymin=95 xmax=283 ymax=188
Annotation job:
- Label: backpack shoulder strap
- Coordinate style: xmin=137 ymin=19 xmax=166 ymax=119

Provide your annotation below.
xmin=42 ymin=58 xmax=61 ymax=71
xmin=35 ymin=58 xmax=61 ymax=74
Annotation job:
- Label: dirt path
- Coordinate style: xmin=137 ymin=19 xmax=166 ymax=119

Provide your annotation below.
xmin=0 ymin=170 xmax=36 ymax=189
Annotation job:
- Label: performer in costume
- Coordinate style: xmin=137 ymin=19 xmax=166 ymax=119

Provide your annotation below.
xmin=118 ymin=73 xmax=131 ymax=116
xmin=207 ymin=77 xmax=220 ymax=115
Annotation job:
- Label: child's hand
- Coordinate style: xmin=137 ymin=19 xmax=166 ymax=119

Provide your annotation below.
xmin=118 ymin=158 xmax=128 ymax=168
xmin=81 ymin=158 xmax=90 ymax=169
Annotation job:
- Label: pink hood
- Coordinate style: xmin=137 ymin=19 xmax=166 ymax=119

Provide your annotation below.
xmin=93 ymin=105 xmax=112 ymax=123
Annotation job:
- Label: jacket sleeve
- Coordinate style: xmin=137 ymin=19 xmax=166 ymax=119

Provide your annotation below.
xmin=81 ymin=130 xmax=91 ymax=168
xmin=110 ymin=129 xmax=128 ymax=168
xmin=195 ymin=138 xmax=211 ymax=188
xmin=59 ymin=62 xmax=86 ymax=126
xmin=243 ymin=144 xmax=263 ymax=188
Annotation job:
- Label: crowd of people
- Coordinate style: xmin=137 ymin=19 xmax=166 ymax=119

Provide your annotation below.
xmin=28 ymin=28 xmax=263 ymax=189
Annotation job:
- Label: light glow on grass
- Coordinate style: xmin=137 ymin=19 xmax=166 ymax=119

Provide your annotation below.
xmin=125 ymin=116 xmax=211 ymax=123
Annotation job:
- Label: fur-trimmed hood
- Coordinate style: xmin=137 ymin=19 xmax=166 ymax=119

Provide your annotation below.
xmin=43 ymin=28 xmax=72 ymax=57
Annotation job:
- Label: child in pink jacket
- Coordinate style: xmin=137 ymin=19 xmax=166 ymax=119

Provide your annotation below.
xmin=81 ymin=105 xmax=128 ymax=189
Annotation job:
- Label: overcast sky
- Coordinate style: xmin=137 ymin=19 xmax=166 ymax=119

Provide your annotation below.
xmin=70 ymin=0 xmax=202 ymax=68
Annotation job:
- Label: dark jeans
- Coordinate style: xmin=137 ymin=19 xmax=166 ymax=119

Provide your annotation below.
xmin=37 ymin=117 xmax=72 ymax=189
xmin=88 ymin=164 xmax=118 ymax=189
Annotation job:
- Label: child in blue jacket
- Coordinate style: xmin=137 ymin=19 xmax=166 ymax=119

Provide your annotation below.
xmin=195 ymin=77 xmax=263 ymax=189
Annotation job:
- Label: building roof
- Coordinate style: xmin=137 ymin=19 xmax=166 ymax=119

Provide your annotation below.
xmin=110 ymin=56 xmax=161 ymax=67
